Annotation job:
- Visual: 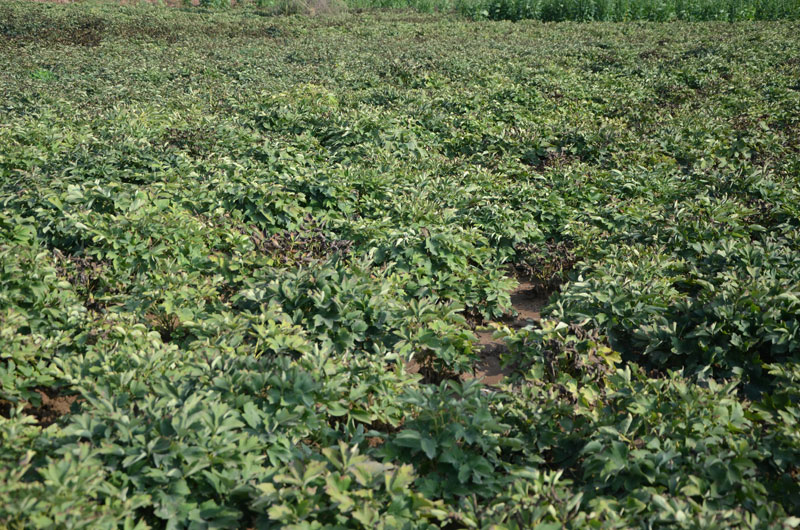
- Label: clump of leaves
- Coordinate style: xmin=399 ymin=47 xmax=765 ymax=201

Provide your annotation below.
xmin=514 ymin=239 xmax=578 ymax=295
xmin=251 ymin=442 xmax=445 ymax=527
xmin=250 ymin=226 xmax=353 ymax=267
xmin=380 ymin=380 xmax=519 ymax=501
xmin=394 ymin=298 xmax=477 ymax=382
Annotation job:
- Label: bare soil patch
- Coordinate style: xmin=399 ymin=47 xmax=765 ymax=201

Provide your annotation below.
xmin=406 ymin=281 xmax=549 ymax=386
xmin=0 ymin=388 xmax=81 ymax=427
xmin=463 ymin=281 xmax=548 ymax=386
xmin=507 ymin=280 xmax=546 ymax=327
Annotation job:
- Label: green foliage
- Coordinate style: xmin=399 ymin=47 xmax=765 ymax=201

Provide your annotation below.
xmin=1 ymin=2 xmax=799 ymax=528
xmin=458 ymin=0 xmax=800 ymax=21
xmin=380 ymin=380 xmax=516 ymax=499
xmin=250 ymin=442 xmax=447 ymax=527
xmin=266 ymin=0 xmax=800 ymax=19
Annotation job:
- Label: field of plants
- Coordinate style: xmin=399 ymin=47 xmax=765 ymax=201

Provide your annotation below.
xmin=353 ymin=0 xmax=800 ymax=21
xmin=2 ymin=1 xmax=800 ymax=527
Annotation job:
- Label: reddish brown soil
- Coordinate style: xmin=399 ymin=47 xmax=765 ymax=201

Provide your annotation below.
xmin=0 ymin=388 xmax=81 ymax=427
xmin=367 ymin=436 xmax=384 ymax=448
xmin=508 ymin=281 xmax=547 ymax=326
xmin=463 ymin=342 xmax=507 ymax=386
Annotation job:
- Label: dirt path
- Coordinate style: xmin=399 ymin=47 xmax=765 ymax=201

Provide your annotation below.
xmin=405 ymin=281 xmax=549 ymax=385
xmin=465 ymin=281 xmax=547 ymax=386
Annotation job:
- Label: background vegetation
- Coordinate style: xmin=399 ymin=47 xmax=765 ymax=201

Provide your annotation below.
xmin=1 ymin=1 xmax=800 ymax=528
xmin=241 ymin=0 xmax=800 ymax=20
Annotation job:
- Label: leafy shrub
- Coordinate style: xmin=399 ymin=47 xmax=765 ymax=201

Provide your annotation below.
xmin=380 ymin=380 xmax=518 ymax=500
xmin=250 ymin=443 xmax=446 ymax=527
